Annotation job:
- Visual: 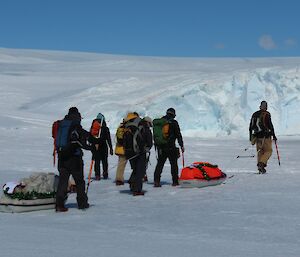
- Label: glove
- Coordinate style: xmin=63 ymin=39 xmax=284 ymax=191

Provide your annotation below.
xmin=181 ymin=146 xmax=185 ymax=153
xmin=273 ymin=135 xmax=277 ymax=141
xmin=110 ymin=148 xmax=114 ymax=155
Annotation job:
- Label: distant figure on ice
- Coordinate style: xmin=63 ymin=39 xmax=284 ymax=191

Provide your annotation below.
xmin=123 ymin=112 xmax=153 ymax=196
xmin=249 ymin=101 xmax=277 ymax=174
xmin=89 ymin=113 xmax=113 ymax=180
xmin=153 ymin=108 xmax=184 ymax=187
xmin=55 ymin=107 xmax=91 ymax=212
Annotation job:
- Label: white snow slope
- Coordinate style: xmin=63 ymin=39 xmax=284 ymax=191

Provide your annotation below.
xmin=0 ymin=48 xmax=300 ymax=257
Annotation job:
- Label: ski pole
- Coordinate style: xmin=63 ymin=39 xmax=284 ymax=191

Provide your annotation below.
xmin=53 ymin=145 xmax=56 ymax=167
xmin=236 ymin=155 xmax=255 ymax=158
xmin=274 ymin=140 xmax=281 ymax=166
xmin=182 ymin=150 xmax=185 ymax=167
xmin=86 ymin=159 xmax=94 ymax=194
xmin=235 ymin=144 xmax=252 ymax=158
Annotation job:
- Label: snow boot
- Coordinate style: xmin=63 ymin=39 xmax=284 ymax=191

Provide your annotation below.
xmin=116 ymin=180 xmax=124 ymax=186
xmin=55 ymin=206 xmax=68 ymax=212
xmin=78 ymin=202 xmax=90 ymax=210
xmin=103 ymin=172 xmax=108 ymax=179
xmin=154 ymin=181 xmax=161 ymax=187
xmin=133 ymin=191 xmax=144 ymax=196
xmin=257 ymin=162 xmax=267 ymax=174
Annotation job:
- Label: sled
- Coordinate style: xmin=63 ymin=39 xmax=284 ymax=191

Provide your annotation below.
xmin=0 ymin=194 xmax=56 ymax=213
xmin=179 ymin=162 xmax=226 ymax=188
xmin=0 ymin=172 xmax=58 ymax=213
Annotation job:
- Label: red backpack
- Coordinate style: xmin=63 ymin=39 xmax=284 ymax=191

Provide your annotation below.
xmin=51 ymin=120 xmax=61 ymax=166
xmin=90 ymin=120 xmax=103 ymax=137
xmin=52 ymin=120 xmax=61 ymax=143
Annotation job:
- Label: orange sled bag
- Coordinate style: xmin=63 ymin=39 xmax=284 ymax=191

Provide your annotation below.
xmin=179 ymin=162 xmax=226 ymax=188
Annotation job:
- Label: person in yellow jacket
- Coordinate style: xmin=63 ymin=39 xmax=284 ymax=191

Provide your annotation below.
xmin=114 ymin=112 xmax=139 ymax=185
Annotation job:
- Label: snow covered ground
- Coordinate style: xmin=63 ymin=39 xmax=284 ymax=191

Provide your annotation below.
xmin=0 ymin=48 xmax=300 ymax=257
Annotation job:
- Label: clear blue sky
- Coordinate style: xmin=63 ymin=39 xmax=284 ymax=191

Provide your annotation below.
xmin=0 ymin=0 xmax=299 ymax=57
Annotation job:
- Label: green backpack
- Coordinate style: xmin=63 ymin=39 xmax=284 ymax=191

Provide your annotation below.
xmin=153 ymin=118 xmax=170 ymax=146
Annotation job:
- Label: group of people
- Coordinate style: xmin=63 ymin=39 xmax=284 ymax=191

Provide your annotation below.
xmin=54 ymin=107 xmax=184 ymax=212
xmin=54 ymin=101 xmax=277 ymax=212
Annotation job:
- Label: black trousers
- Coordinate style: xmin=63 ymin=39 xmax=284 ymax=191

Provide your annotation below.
xmin=129 ymin=153 xmax=147 ymax=193
xmin=94 ymin=156 xmax=108 ymax=176
xmin=92 ymin=149 xmax=108 ymax=177
xmin=154 ymin=148 xmax=179 ymax=184
xmin=56 ymin=156 xmax=88 ymax=208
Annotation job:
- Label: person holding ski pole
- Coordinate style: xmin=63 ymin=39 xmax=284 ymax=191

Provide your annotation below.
xmin=123 ymin=113 xmax=153 ymax=196
xmin=55 ymin=107 xmax=91 ymax=212
xmin=153 ymin=108 xmax=184 ymax=187
xmin=249 ymin=101 xmax=277 ymax=174
xmin=89 ymin=113 xmax=113 ymax=180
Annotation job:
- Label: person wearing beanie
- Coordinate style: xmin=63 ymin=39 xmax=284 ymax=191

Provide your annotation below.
xmin=249 ymin=101 xmax=277 ymax=174
xmin=153 ymin=107 xmax=184 ymax=187
xmin=114 ymin=112 xmax=146 ymax=186
xmin=55 ymin=107 xmax=91 ymax=212
xmin=89 ymin=113 xmax=113 ymax=180
xmin=123 ymin=112 xmax=153 ymax=196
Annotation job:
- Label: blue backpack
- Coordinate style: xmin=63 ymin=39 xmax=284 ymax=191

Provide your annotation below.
xmin=55 ymin=119 xmax=79 ymax=157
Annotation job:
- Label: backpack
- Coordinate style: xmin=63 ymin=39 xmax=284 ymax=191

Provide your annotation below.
xmin=90 ymin=119 xmax=103 ymax=137
xmin=153 ymin=117 xmax=170 ymax=146
xmin=116 ymin=124 xmax=127 ymax=145
xmin=123 ymin=117 xmax=144 ymax=157
xmin=55 ymin=119 xmax=76 ymax=158
xmin=52 ymin=120 xmax=61 ymax=165
xmin=52 ymin=120 xmax=61 ymax=144
xmin=252 ymin=111 xmax=271 ymax=135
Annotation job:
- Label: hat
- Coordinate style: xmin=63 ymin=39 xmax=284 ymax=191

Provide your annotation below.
xmin=260 ymin=101 xmax=268 ymax=110
xmin=67 ymin=107 xmax=81 ymax=120
xmin=166 ymin=108 xmax=176 ymax=117
xmin=68 ymin=107 xmax=79 ymax=115
xmin=124 ymin=112 xmax=139 ymax=122
xmin=96 ymin=113 xmax=105 ymax=121
xmin=143 ymin=116 xmax=153 ymax=127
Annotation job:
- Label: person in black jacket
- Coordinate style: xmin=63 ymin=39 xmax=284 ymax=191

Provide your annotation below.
xmin=249 ymin=101 xmax=277 ymax=174
xmin=89 ymin=113 xmax=113 ymax=180
xmin=124 ymin=115 xmax=153 ymax=196
xmin=56 ymin=107 xmax=91 ymax=212
xmin=154 ymin=108 xmax=184 ymax=187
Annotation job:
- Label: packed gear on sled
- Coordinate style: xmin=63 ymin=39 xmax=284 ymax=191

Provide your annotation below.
xmin=179 ymin=162 xmax=226 ymax=188
xmin=0 ymin=173 xmax=59 ymax=213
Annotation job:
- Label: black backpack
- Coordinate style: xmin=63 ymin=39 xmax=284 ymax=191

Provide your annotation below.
xmin=123 ymin=117 xmax=145 ymax=158
xmin=251 ymin=111 xmax=271 ymax=135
